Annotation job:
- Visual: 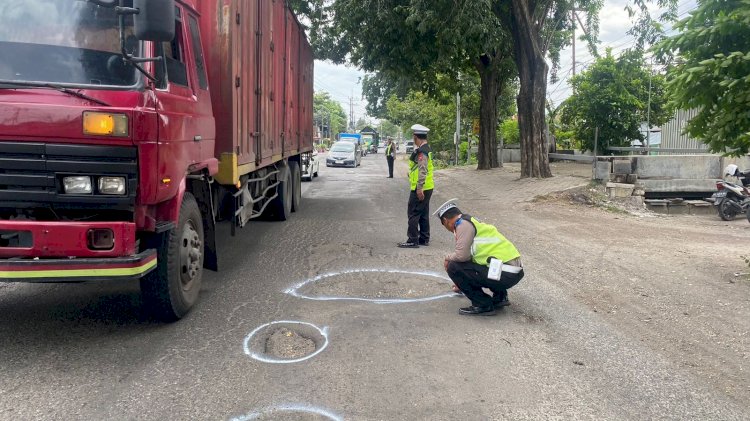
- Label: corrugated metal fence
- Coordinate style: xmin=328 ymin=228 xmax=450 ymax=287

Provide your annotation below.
xmin=660 ymin=109 xmax=709 ymax=152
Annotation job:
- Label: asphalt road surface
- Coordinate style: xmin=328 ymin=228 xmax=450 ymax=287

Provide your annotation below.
xmin=0 ymin=152 xmax=747 ymax=420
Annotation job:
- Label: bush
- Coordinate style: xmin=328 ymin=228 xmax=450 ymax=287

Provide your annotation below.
xmin=500 ymin=120 xmax=520 ymax=144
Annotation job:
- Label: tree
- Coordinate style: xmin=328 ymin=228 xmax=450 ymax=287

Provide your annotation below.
xmin=655 ymin=0 xmax=750 ymax=155
xmin=378 ymin=119 xmax=401 ymax=139
xmin=562 ymin=49 xmax=672 ymax=152
xmin=313 ymin=91 xmax=347 ymax=139
xmin=318 ymin=0 xmax=515 ymax=170
xmin=385 ymin=92 xmax=456 ymax=153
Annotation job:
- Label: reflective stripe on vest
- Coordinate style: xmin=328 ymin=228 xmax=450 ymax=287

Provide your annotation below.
xmin=467 ymin=216 xmax=520 ymax=266
xmin=386 ymin=144 xmax=393 ymax=155
xmin=409 ymin=151 xmax=434 ymax=191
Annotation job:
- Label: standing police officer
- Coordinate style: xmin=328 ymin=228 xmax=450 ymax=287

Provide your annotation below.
xmin=398 ymin=124 xmax=434 ymax=248
xmin=385 ymin=137 xmax=395 ymax=178
xmin=435 ymin=199 xmax=524 ymax=316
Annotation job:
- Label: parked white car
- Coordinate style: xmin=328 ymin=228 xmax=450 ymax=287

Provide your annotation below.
xmin=301 ymin=150 xmax=320 ymax=181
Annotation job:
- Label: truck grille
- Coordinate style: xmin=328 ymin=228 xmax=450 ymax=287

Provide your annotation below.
xmin=0 ymin=142 xmax=137 ymax=209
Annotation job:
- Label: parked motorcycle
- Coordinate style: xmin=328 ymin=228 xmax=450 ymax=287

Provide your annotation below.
xmin=711 ymin=164 xmax=750 ymax=221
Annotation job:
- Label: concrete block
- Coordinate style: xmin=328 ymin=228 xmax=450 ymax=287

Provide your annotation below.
xmin=668 ymin=203 xmax=689 ymax=215
xmin=610 ymin=174 xmax=628 ymax=183
xmin=645 ymin=199 xmax=669 ymax=214
xmin=595 ymin=162 xmax=611 ymax=180
xmin=607 ymin=182 xmax=635 ymax=198
xmin=685 ymin=200 xmax=715 ymax=216
xmin=626 ymin=174 xmax=638 ymax=184
xmin=633 ymin=155 xmax=722 ymax=179
xmin=633 ymin=188 xmax=646 ymax=196
xmin=635 ymin=179 xmax=719 ymax=193
xmin=613 ymin=160 xmax=633 ymax=175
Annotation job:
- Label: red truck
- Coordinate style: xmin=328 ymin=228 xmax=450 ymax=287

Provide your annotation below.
xmin=0 ymin=0 xmax=314 ymax=320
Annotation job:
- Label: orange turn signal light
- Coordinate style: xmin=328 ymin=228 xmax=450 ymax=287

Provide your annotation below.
xmin=83 ymin=112 xmax=128 ymax=137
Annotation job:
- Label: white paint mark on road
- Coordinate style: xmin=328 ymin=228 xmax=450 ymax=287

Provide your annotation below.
xmin=230 ymin=404 xmax=343 ymax=421
xmin=243 ymin=320 xmax=329 ymax=364
xmin=286 ymin=268 xmax=457 ymax=304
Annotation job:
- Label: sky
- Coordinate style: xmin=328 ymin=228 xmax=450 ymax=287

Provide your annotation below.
xmin=312 ymin=0 xmax=698 ymax=123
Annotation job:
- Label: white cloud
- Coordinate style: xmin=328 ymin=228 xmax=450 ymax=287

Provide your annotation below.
xmin=314 ymin=60 xmax=369 ymax=121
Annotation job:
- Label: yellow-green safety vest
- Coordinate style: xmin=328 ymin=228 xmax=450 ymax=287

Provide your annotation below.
xmin=464 ymin=216 xmax=520 ymax=266
xmin=409 ymin=151 xmax=434 ymax=191
xmin=386 ymin=143 xmax=393 ymax=155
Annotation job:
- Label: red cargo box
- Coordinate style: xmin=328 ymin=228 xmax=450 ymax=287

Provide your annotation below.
xmin=200 ymin=0 xmax=313 ymax=186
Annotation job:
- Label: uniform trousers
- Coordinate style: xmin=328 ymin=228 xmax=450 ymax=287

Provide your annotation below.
xmin=407 ymin=189 xmax=432 ymax=243
xmin=447 ymin=260 xmax=524 ymax=308
xmin=387 ymin=156 xmax=395 ymax=177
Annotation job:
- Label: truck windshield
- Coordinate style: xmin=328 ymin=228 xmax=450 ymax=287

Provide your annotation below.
xmin=0 ymin=0 xmax=139 ymax=88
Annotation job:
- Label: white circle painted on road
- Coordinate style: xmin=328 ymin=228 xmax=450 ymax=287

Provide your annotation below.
xmin=286 ymin=268 xmax=458 ymax=304
xmin=243 ymin=320 xmax=329 ymax=364
xmin=230 ymin=404 xmax=343 ymax=421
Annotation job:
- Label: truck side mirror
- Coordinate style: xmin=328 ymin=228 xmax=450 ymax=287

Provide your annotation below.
xmin=133 ymin=0 xmax=176 ymax=42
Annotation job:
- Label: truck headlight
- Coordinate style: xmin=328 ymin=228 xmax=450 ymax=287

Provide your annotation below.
xmin=98 ymin=176 xmax=126 ymax=195
xmin=63 ymin=176 xmax=93 ymax=194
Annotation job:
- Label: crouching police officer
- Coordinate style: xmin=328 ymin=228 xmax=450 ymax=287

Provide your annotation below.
xmin=435 ymin=199 xmax=524 ymax=316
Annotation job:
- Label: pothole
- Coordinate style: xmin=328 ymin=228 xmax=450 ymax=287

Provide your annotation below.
xmin=231 ymin=405 xmax=342 ymax=421
xmin=286 ymin=269 xmax=457 ymax=303
xmin=243 ymin=321 xmax=329 ymax=364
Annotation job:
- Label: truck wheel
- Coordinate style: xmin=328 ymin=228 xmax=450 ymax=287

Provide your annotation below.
xmin=290 ymin=161 xmax=302 ymax=212
xmin=267 ymin=165 xmax=292 ymax=221
xmin=140 ymin=192 xmax=204 ymax=322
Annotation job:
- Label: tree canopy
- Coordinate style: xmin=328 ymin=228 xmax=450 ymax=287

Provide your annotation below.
xmin=562 ymin=49 xmax=672 ymax=152
xmin=655 ymin=0 xmax=750 ymax=155
xmin=313 ymin=91 xmax=347 ymax=140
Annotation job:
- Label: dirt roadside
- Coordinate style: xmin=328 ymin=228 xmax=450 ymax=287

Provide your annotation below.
xmin=433 ymin=161 xmax=750 ymax=407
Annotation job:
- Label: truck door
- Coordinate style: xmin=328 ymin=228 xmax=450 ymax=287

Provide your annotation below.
xmin=153 ymin=5 xmax=214 ymax=202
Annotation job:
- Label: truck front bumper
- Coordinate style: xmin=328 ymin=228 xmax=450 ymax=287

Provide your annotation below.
xmin=0 ymin=250 xmax=157 ymax=283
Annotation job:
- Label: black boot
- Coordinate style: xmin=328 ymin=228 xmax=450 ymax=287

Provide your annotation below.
xmin=458 ymin=305 xmax=496 ymax=316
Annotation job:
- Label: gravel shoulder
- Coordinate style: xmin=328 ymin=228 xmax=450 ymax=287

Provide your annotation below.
xmin=434 ymin=161 xmax=750 ymax=409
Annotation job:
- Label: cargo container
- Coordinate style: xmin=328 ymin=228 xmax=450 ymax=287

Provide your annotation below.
xmin=0 ymin=0 xmax=314 ymax=320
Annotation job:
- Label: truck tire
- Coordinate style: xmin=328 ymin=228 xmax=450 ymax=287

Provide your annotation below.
xmin=140 ymin=192 xmax=204 ymax=322
xmin=290 ymin=161 xmax=302 ymax=212
xmin=267 ymin=165 xmax=292 ymax=221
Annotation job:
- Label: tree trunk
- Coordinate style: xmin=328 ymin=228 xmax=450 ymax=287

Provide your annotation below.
xmin=476 ymin=58 xmax=501 ymax=170
xmin=509 ymin=0 xmax=553 ymax=178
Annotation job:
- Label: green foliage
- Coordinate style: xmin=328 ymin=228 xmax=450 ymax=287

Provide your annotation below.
xmin=459 ymin=141 xmax=468 ymax=161
xmin=385 ymin=92 xmax=455 ymax=154
xmin=562 ymin=49 xmax=672 ymax=152
xmin=500 ymin=120 xmax=520 ymax=145
xmin=378 ymin=119 xmax=400 ymax=139
xmin=314 ymin=91 xmax=347 ymax=139
xmin=555 ymin=130 xmax=579 ymax=150
xmin=655 ymin=0 xmax=750 ymax=155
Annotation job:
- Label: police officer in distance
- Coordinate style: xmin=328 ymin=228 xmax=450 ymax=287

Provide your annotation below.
xmin=398 ymin=124 xmax=434 ymax=248
xmin=385 ymin=137 xmax=395 ymax=178
xmin=435 ymin=199 xmax=524 ymax=315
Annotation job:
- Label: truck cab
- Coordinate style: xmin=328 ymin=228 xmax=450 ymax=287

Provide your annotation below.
xmin=0 ymin=0 xmax=313 ymax=321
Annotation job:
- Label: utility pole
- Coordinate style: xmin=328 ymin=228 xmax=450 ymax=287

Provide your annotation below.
xmin=571 ymin=9 xmax=576 ymax=77
xmin=646 ymin=56 xmax=653 ymax=148
xmin=349 ymin=96 xmax=354 ymax=131
xmin=456 ymin=90 xmax=461 ymax=165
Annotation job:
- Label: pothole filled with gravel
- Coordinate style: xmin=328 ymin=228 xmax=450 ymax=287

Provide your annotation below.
xmin=243 ymin=321 xmax=328 ymax=363
xmin=287 ymin=269 xmax=455 ymax=303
